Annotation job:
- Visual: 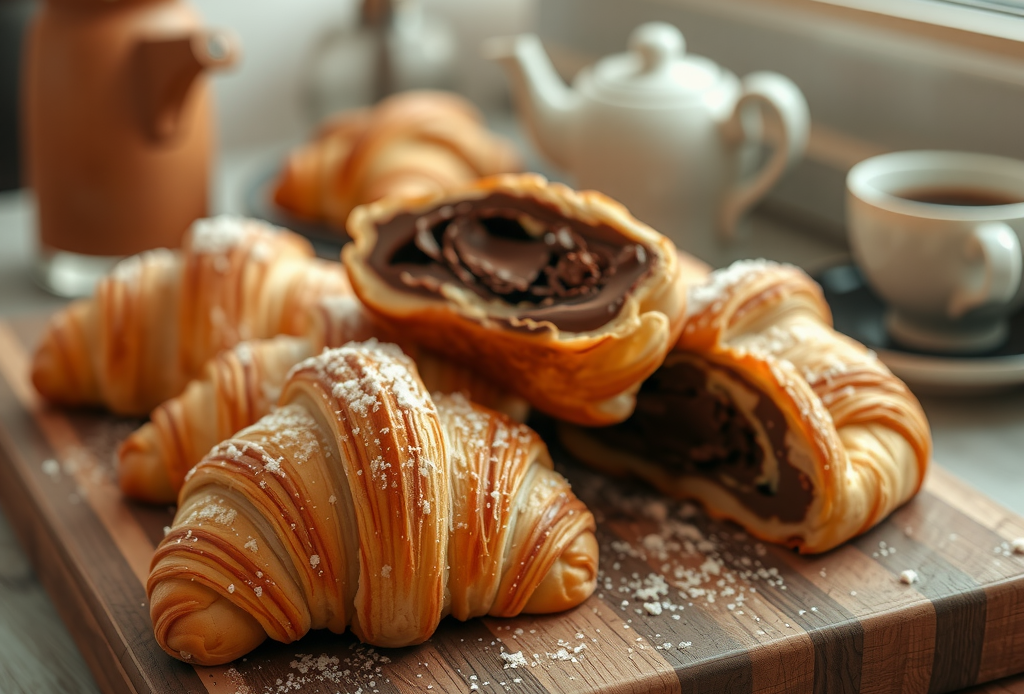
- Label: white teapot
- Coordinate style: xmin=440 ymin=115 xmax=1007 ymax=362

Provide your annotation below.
xmin=486 ymin=22 xmax=810 ymax=261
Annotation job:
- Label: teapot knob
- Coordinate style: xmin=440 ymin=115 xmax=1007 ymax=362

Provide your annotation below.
xmin=628 ymin=22 xmax=685 ymax=74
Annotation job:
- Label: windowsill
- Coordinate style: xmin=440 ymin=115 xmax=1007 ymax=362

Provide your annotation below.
xmin=655 ymin=0 xmax=1024 ymax=60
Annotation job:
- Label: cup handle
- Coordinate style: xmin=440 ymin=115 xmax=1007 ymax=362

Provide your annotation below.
xmin=947 ymin=222 xmax=1022 ymax=319
xmin=718 ymin=72 xmax=810 ymax=240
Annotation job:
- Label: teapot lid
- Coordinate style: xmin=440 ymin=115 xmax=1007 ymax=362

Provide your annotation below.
xmin=588 ymin=23 xmax=721 ymax=104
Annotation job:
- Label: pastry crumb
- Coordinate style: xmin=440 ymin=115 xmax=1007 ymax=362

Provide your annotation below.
xmin=642 ymin=601 xmax=663 ymax=616
xmin=500 ymin=651 xmax=527 ymax=669
xmin=1012 ymin=538 xmax=1024 ymax=555
xmin=899 ymin=569 xmax=919 ymax=585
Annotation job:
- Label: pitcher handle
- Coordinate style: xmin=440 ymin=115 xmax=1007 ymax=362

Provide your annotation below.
xmin=718 ymin=71 xmax=809 ymax=240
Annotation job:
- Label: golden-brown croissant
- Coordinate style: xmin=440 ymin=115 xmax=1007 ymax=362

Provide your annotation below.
xmin=273 ymin=90 xmax=522 ymax=231
xmin=342 ymin=173 xmax=689 ymax=426
xmin=561 ymin=260 xmax=932 ymax=554
xmin=118 ymin=296 xmax=530 ymax=503
xmin=148 ymin=342 xmax=598 ymax=665
xmin=31 ymin=216 xmax=351 ymax=416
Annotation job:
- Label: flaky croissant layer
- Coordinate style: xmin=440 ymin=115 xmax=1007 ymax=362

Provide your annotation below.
xmin=31 ymin=215 xmax=351 ymax=416
xmin=118 ymin=295 xmax=531 ymax=504
xmin=148 ymin=342 xmax=597 ymax=665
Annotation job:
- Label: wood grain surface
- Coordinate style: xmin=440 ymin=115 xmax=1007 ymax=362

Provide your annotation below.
xmin=1 ymin=315 xmax=1023 ymax=694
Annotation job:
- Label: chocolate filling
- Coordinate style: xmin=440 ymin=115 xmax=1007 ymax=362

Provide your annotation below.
xmin=368 ymin=193 xmax=655 ymax=333
xmin=589 ymin=358 xmax=814 ymax=524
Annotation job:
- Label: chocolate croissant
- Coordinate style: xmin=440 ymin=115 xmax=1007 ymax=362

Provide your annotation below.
xmin=561 ymin=260 xmax=932 ymax=554
xmin=31 ymin=216 xmax=351 ymax=416
xmin=118 ymin=296 xmax=529 ymax=504
xmin=148 ymin=342 xmax=598 ymax=665
xmin=273 ymin=90 xmax=522 ymax=231
xmin=342 ymin=173 xmax=688 ymax=426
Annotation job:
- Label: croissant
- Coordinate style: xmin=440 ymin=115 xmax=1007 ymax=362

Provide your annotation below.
xmin=31 ymin=216 xmax=351 ymax=416
xmin=561 ymin=260 xmax=932 ymax=554
xmin=118 ymin=295 xmax=529 ymax=503
xmin=273 ymin=90 xmax=522 ymax=231
xmin=342 ymin=173 xmax=689 ymax=426
xmin=148 ymin=342 xmax=598 ymax=665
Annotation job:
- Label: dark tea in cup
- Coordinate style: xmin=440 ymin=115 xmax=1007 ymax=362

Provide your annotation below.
xmin=896 ymin=187 xmax=1024 ymax=207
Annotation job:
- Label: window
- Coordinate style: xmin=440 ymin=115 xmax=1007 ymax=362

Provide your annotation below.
xmin=535 ymin=0 xmax=1024 ymax=237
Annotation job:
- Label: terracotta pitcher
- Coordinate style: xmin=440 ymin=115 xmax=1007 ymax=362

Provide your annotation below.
xmin=23 ymin=0 xmax=238 ymax=294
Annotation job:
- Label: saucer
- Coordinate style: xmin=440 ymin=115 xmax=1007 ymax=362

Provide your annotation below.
xmin=244 ymin=165 xmax=349 ymax=261
xmin=814 ymin=263 xmax=1024 ymax=396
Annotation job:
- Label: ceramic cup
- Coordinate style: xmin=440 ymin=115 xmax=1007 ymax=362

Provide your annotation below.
xmin=847 ymin=150 xmax=1024 ymax=354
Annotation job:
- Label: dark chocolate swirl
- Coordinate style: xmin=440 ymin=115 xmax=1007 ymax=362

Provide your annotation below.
xmin=369 ymin=193 xmax=654 ymax=333
xmin=589 ymin=358 xmax=814 ymax=523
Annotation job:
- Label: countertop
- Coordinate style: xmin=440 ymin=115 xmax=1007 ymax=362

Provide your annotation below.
xmin=1 ymin=145 xmax=1023 ymax=694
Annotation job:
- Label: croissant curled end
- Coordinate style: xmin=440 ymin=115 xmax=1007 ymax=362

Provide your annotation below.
xmin=117 ymin=423 xmax=177 ymax=504
xmin=150 ymin=579 xmax=267 ymax=666
xmin=31 ymin=301 xmax=99 ymax=406
xmin=523 ymin=531 xmax=599 ymax=614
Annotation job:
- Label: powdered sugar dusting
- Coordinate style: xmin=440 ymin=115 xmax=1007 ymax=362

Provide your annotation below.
xmin=219 ymin=405 xmax=322 ymax=471
xmin=181 ymin=496 xmax=238 ymax=527
xmin=189 ymin=215 xmax=251 ymax=254
xmin=686 ymin=259 xmax=780 ymax=320
xmin=289 ymin=341 xmax=431 ymax=416
xmin=253 ymin=648 xmax=392 ymax=694
xmin=110 ymin=248 xmax=177 ymax=284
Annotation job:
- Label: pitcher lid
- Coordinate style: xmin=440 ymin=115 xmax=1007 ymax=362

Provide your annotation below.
xmin=587 ymin=23 xmax=721 ymax=105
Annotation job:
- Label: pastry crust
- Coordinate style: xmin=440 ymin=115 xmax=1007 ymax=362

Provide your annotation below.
xmin=273 ymin=90 xmax=522 ymax=231
xmin=561 ymin=260 xmax=931 ymax=554
xmin=147 ymin=342 xmax=597 ymax=664
xmin=118 ymin=296 xmax=530 ymax=504
xmin=31 ymin=216 xmax=351 ymax=415
xmin=342 ymin=173 xmax=689 ymax=426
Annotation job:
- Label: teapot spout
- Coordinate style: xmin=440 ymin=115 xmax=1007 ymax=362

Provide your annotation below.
xmin=483 ymin=34 xmax=578 ymax=172
xmin=135 ymin=30 xmax=238 ymax=142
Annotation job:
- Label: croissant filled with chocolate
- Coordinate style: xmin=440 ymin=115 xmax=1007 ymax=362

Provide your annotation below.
xmin=31 ymin=216 xmax=350 ymax=415
xmin=119 ymin=295 xmax=529 ymax=504
xmin=148 ymin=342 xmax=598 ymax=665
xmin=561 ymin=260 xmax=932 ymax=554
xmin=342 ymin=173 xmax=688 ymax=426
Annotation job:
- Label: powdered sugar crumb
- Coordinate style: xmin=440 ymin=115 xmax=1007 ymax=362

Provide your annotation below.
xmin=500 ymin=651 xmax=527 ymax=669
xmin=251 ymin=648 xmax=392 ymax=694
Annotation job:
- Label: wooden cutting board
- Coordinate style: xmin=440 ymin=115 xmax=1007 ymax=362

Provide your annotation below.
xmin=2 ymin=315 xmax=1024 ymax=694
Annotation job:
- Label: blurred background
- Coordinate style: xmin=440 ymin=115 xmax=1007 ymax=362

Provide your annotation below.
xmin=2 ymin=0 xmax=1023 ymax=238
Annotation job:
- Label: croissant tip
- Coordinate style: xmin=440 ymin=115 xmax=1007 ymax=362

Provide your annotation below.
xmin=118 ymin=427 xmax=178 ymax=504
xmin=522 ymin=531 xmax=599 ymax=614
xmin=31 ymin=329 xmax=83 ymax=406
xmin=273 ymin=148 xmax=322 ymax=219
xmin=31 ymin=301 xmax=100 ymax=407
xmin=151 ymin=579 xmax=267 ymax=666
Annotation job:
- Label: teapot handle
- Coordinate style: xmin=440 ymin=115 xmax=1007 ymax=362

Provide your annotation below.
xmin=718 ymin=72 xmax=809 ymax=240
